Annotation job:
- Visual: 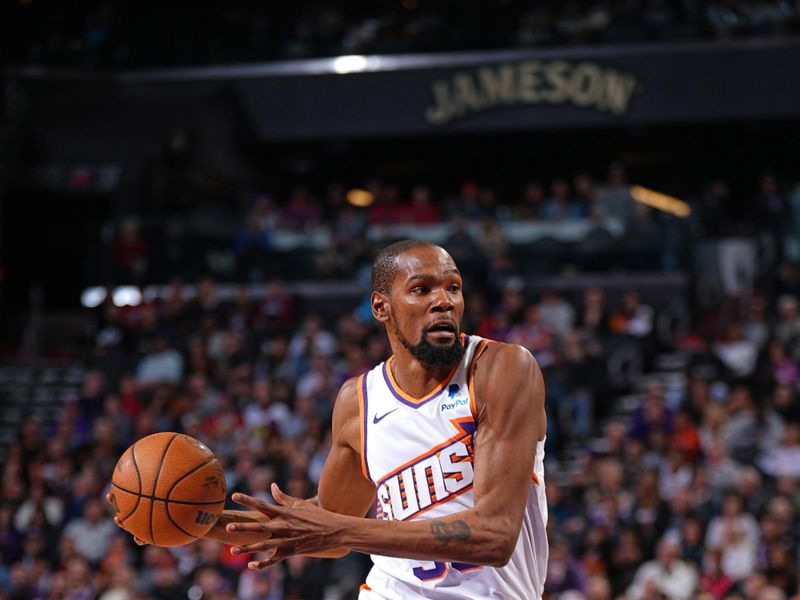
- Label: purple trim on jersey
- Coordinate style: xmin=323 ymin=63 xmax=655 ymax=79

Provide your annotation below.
xmin=362 ymin=373 xmax=373 ymax=483
xmin=379 ymin=334 xmax=471 ymax=409
xmin=381 ymin=361 xmax=452 ymax=409
xmin=459 ymin=420 xmax=478 ymax=437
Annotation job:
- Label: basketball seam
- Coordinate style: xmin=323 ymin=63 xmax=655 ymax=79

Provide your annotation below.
xmin=119 ymin=444 xmax=143 ymax=525
xmin=110 ymin=482 xmax=225 ymax=505
xmin=150 ymin=433 xmax=180 ymax=546
xmin=164 ymin=455 xmax=220 ymax=543
xmin=164 ymin=455 xmax=219 ymax=500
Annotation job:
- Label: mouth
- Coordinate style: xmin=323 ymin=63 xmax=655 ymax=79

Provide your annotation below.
xmin=425 ymin=320 xmax=458 ymax=342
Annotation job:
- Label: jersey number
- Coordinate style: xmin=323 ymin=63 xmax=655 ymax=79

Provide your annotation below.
xmin=413 ymin=561 xmax=482 ymax=581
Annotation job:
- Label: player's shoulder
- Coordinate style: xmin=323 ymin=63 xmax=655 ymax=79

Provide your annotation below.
xmin=476 ymin=339 xmax=540 ymax=375
xmin=472 ymin=340 xmax=545 ymax=415
xmin=473 ymin=340 xmax=544 ymax=395
xmin=331 ymin=375 xmax=364 ymax=449
xmin=333 ymin=376 xmax=361 ymax=416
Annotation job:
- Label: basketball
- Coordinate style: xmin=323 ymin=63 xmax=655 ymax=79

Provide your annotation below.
xmin=110 ymin=432 xmax=227 ymax=547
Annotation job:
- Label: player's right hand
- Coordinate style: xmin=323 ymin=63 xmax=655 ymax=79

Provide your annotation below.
xmin=106 ymin=492 xmax=148 ymax=545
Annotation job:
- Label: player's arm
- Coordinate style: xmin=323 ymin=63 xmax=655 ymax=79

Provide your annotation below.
xmin=231 ymin=344 xmax=545 ymax=568
xmin=211 ymin=377 xmax=376 ymax=555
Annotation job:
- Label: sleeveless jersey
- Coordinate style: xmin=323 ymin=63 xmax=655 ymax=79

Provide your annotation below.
xmin=357 ymin=334 xmax=548 ymax=600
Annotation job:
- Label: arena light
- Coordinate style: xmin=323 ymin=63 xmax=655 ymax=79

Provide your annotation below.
xmin=112 ymin=286 xmax=142 ymax=307
xmin=81 ymin=286 xmax=107 ymax=308
xmin=347 ymin=188 xmax=374 ymax=207
xmin=333 ymin=55 xmax=368 ymax=74
xmin=630 ymin=185 xmax=691 ymax=218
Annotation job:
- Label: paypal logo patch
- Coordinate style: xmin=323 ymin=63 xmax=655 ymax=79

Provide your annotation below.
xmin=441 ymin=397 xmax=468 ymax=411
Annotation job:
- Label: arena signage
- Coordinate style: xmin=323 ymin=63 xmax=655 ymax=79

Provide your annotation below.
xmin=424 ymin=61 xmax=641 ymax=125
xmin=13 ymin=39 xmax=800 ymax=142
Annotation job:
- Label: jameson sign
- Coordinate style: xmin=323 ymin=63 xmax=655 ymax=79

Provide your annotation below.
xmin=83 ymin=38 xmax=796 ymax=140
xmin=424 ymin=61 xmax=641 ymax=125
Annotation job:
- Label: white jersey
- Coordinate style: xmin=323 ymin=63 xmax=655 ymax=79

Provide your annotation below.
xmin=357 ymin=335 xmax=548 ymax=600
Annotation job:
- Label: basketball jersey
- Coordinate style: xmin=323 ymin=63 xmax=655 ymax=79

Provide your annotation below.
xmin=357 ymin=334 xmax=548 ymax=600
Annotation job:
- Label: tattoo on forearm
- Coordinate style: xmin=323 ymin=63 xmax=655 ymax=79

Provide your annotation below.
xmin=430 ymin=520 xmax=471 ymax=545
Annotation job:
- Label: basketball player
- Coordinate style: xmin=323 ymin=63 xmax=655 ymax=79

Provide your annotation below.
xmin=112 ymin=240 xmax=549 ymax=598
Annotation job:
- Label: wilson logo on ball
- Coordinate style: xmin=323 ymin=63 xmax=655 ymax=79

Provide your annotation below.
xmin=194 ymin=511 xmax=215 ymax=525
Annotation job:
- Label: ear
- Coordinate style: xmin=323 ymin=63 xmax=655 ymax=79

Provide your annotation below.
xmin=371 ymin=291 xmax=390 ymax=323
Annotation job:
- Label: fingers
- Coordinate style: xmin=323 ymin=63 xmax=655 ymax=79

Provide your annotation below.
xmin=230 ymin=541 xmax=274 ymax=555
xmin=233 ymin=536 xmax=299 ymax=553
xmin=247 ymin=547 xmax=293 ymax=570
xmin=225 ymin=521 xmax=274 ymax=535
xmin=248 ymin=557 xmax=282 ymax=569
xmin=232 ymin=493 xmax=285 ymax=515
xmin=271 ymin=483 xmax=303 ymax=508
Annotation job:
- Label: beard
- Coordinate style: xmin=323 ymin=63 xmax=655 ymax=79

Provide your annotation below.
xmin=394 ymin=322 xmax=465 ymax=367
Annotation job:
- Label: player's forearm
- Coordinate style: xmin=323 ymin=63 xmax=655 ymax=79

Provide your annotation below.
xmin=338 ymin=511 xmax=517 ymax=567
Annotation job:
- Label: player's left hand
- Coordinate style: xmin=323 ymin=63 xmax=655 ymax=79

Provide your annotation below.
xmin=227 ymin=484 xmax=345 ymax=569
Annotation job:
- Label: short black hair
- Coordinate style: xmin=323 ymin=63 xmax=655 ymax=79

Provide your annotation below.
xmin=371 ymin=240 xmax=437 ymax=295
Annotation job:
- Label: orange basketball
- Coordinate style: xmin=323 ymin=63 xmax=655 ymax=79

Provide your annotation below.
xmin=110 ymin=432 xmax=226 ymax=547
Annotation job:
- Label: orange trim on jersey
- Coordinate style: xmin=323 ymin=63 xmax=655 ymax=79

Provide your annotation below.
xmin=384 ymin=354 xmax=460 ymax=405
xmin=407 ymin=483 xmax=474 ymax=521
xmin=357 ymin=374 xmax=370 ymax=482
xmin=467 ymin=339 xmax=490 ymax=418
xmin=359 ymin=583 xmax=372 ymax=592
xmin=453 ymin=563 xmax=483 ymax=573
xmin=531 ymin=471 xmax=540 ymax=485
xmin=376 ymin=425 xmax=473 ymax=486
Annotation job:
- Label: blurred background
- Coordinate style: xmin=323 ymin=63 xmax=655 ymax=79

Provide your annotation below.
xmin=1 ymin=1 xmax=800 ymax=599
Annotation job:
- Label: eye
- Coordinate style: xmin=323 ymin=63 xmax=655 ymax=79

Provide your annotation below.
xmin=449 ymin=284 xmax=461 ymax=293
xmin=411 ymin=286 xmax=430 ymax=295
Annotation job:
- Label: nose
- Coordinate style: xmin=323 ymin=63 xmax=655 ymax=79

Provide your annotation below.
xmin=431 ymin=287 xmax=454 ymax=313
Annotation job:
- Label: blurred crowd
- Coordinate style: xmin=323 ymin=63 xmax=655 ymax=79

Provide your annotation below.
xmin=1 ymin=258 xmax=799 ymax=599
xmin=104 ymin=165 xmax=800 ymax=287
xmin=7 ymin=0 xmax=800 ymax=69
xmin=0 ymin=163 xmax=800 ymax=599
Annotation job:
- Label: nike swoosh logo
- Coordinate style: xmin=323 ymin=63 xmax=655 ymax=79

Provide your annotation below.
xmin=373 ymin=408 xmax=399 ymax=424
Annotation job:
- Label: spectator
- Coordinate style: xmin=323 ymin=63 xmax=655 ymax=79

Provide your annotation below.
xmin=609 ymin=290 xmax=654 ymax=338
xmin=775 ymin=295 xmax=800 ymax=360
xmin=135 ymin=332 xmax=184 ymax=386
xmin=714 ymin=323 xmax=759 ymax=378
xmin=283 ymin=186 xmax=322 ymax=230
xmin=233 ymin=214 xmax=272 ymax=281
xmin=508 ymin=305 xmax=557 ymax=369
xmin=705 ymin=494 xmax=760 ymax=582
xmin=541 ymin=177 xmax=585 ymax=220
xmin=626 ymin=536 xmax=699 ymax=600
xmin=537 ymin=289 xmax=575 ymax=336
xmin=572 ymin=173 xmax=596 ymax=218
xmin=287 ymin=314 xmax=337 ymax=362
xmin=61 ymin=498 xmax=116 ymax=566
xmin=595 ymin=162 xmax=635 ymax=227
xmin=576 ymin=286 xmax=611 ymax=336
xmin=98 ymin=566 xmax=136 ymax=600
xmin=629 ymin=382 xmax=673 ymax=446
xmin=110 ymin=218 xmax=149 ymax=283
xmin=545 ymin=537 xmax=587 ymax=595
xmin=518 ymin=181 xmax=546 ymax=219
xmin=406 ymin=185 xmax=440 ymax=224
xmin=699 ymin=549 xmax=734 ymax=600
xmin=759 ymin=423 xmax=800 ymax=480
